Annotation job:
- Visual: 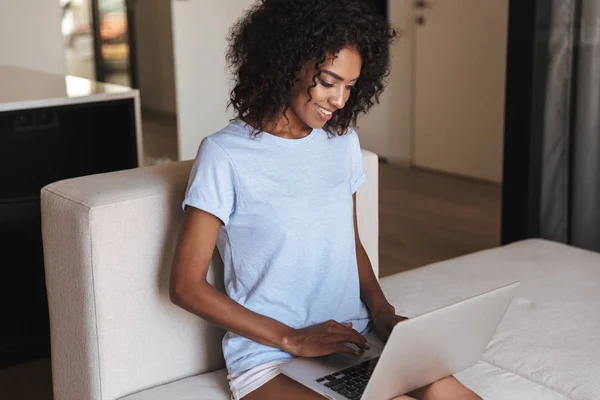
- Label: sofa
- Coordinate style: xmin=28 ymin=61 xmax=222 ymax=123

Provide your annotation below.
xmin=41 ymin=150 xmax=599 ymax=400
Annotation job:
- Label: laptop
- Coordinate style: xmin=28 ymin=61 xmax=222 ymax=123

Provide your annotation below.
xmin=279 ymin=281 xmax=520 ymax=400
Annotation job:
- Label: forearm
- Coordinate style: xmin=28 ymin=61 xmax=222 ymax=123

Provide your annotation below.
xmin=356 ymin=241 xmax=394 ymax=316
xmin=172 ymin=280 xmax=295 ymax=351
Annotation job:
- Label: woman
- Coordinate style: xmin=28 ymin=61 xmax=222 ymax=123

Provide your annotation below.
xmin=170 ymin=1 xmax=483 ymax=399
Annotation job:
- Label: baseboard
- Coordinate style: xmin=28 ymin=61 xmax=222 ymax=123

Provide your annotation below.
xmin=411 ymin=165 xmax=503 ymax=187
xmin=141 ymin=109 xmax=177 ymax=122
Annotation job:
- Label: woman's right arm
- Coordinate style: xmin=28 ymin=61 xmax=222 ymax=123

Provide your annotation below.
xmin=170 ymin=207 xmax=368 ymax=357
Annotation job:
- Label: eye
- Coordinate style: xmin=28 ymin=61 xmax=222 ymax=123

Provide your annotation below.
xmin=318 ymin=78 xmax=335 ymax=88
xmin=347 ymin=85 xmax=357 ymax=92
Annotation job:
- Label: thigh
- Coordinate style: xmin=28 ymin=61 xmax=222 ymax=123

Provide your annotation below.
xmin=240 ymin=373 xmax=420 ymax=400
xmin=242 ymin=374 xmax=326 ymax=400
xmin=410 ymin=376 xmax=482 ymax=400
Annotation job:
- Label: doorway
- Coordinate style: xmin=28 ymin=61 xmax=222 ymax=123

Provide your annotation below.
xmin=60 ymin=0 xmax=138 ymax=88
xmin=411 ymin=0 xmax=508 ymax=184
xmin=372 ymin=0 xmax=508 ymax=274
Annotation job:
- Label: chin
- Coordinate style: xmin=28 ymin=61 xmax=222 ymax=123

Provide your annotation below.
xmin=300 ymin=117 xmax=325 ymax=130
xmin=310 ymin=120 xmax=327 ymax=129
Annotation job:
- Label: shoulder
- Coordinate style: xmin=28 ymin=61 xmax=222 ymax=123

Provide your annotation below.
xmin=345 ymin=127 xmax=360 ymax=143
xmin=323 ymin=126 xmax=359 ymax=142
xmin=346 ymin=128 xmax=363 ymax=154
xmin=193 ymin=121 xmax=255 ymax=162
xmin=204 ymin=120 xmax=250 ymax=148
xmin=331 ymin=127 xmax=361 ymax=151
xmin=329 ymin=127 xmax=360 ymax=143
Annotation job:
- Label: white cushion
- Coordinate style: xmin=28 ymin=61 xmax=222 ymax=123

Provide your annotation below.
xmin=119 ymin=361 xmax=570 ymax=400
xmin=119 ymin=370 xmax=230 ymax=400
xmin=381 ymin=239 xmax=600 ymax=400
xmin=456 ymin=361 xmax=569 ymax=400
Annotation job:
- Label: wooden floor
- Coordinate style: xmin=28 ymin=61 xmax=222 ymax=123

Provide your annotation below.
xmin=141 ymin=111 xmax=179 ymax=164
xmin=0 ymin=162 xmax=501 ymax=399
xmin=0 ymin=358 xmax=52 ymax=400
xmin=379 ymin=163 xmax=502 ymax=277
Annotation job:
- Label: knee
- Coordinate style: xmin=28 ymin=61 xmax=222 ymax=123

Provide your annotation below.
xmin=418 ymin=376 xmax=482 ymax=400
xmin=424 ymin=375 xmax=458 ymax=391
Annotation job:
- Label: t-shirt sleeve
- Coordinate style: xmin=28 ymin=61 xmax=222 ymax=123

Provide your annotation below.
xmin=349 ymin=128 xmax=367 ymax=194
xmin=182 ymin=137 xmax=239 ymax=225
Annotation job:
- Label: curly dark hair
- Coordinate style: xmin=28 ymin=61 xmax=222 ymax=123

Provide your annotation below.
xmin=226 ymin=0 xmax=397 ymax=135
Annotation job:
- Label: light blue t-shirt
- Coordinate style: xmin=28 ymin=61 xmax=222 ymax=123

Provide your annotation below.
xmin=183 ymin=120 xmax=371 ymax=374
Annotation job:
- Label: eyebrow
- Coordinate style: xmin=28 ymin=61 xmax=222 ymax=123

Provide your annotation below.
xmin=321 ymin=70 xmax=360 ymax=83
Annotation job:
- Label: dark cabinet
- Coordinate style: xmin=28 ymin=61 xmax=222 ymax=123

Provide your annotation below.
xmin=0 ymin=99 xmax=138 ymax=369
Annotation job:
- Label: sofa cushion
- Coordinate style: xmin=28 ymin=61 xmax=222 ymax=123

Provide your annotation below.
xmin=117 ymin=358 xmax=570 ymax=400
xmin=118 ymin=369 xmax=230 ymax=400
xmin=118 ymin=362 xmax=569 ymax=400
xmin=381 ymin=239 xmax=600 ymax=400
xmin=455 ymin=361 xmax=568 ymax=400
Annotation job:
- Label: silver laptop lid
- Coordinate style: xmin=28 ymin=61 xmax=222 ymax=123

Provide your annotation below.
xmin=362 ymin=281 xmax=520 ymax=399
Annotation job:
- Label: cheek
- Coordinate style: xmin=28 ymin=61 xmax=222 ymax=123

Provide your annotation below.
xmin=308 ymin=85 xmax=330 ymax=104
xmin=290 ymin=80 xmax=330 ymax=118
xmin=291 ymin=91 xmax=316 ymax=115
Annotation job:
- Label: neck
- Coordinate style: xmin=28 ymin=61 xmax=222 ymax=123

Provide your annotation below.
xmin=266 ymin=108 xmax=312 ymax=139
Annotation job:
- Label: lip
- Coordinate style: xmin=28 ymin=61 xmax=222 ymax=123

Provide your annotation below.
xmin=315 ymin=104 xmax=334 ymax=121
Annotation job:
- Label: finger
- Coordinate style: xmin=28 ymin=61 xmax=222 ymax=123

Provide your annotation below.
xmin=332 ymin=343 xmax=361 ymax=356
xmin=351 ymin=332 xmax=370 ymax=350
xmin=335 ymin=321 xmax=353 ymax=331
xmin=334 ymin=332 xmax=369 ymax=350
xmin=336 ymin=321 xmax=365 ymax=337
xmin=326 ymin=320 xmax=350 ymax=332
xmin=329 ymin=323 xmax=369 ymax=349
xmin=345 ymin=328 xmax=370 ymax=349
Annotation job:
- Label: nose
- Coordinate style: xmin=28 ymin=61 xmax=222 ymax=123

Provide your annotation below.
xmin=329 ymin=86 xmax=346 ymax=109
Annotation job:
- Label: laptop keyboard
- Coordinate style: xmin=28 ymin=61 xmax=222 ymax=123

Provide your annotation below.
xmin=315 ymin=357 xmax=379 ymax=399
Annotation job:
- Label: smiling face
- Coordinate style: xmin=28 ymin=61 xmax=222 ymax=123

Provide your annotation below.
xmin=289 ymin=47 xmax=363 ymax=130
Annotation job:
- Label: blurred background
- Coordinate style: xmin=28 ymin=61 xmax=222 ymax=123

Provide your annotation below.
xmin=61 ymin=0 xmax=133 ymax=86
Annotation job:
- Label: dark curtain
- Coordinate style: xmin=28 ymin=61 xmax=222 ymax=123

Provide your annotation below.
xmin=503 ymin=0 xmax=600 ymax=252
xmin=540 ymin=0 xmax=600 ymax=251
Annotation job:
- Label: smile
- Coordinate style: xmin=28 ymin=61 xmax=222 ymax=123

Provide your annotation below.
xmin=316 ymin=104 xmax=334 ymax=119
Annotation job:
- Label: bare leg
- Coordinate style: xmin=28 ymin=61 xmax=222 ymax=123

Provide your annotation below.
xmin=242 ymin=374 xmax=326 ymax=400
xmin=241 ymin=373 xmax=476 ymax=400
xmin=242 ymin=375 xmax=418 ymax=400
xmin=412 ymin=376 xmax=482 ymax=400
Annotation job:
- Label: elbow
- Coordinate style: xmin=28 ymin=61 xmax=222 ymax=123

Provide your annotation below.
xmin=169 ymin=274 xmax=192 ymax=307
xmin=169 ymin=276 xmax=208 ymax=311
xmin=169 ymin=281 xmax=185 ymax=306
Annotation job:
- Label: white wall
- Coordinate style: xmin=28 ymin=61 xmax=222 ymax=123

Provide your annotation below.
xmin=356 ymin=0 xmax=413 ymax=163
xmin=0 ymin=0 xmax=66 ymax=75
xmin=172 ymin=0 xmax=256 ymax=161
xmin=135 ymin=0 xmax=177 ymax=115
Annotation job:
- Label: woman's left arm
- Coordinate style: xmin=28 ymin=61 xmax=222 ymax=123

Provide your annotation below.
xmin=353 ymin=194 xmax=407 ymax=341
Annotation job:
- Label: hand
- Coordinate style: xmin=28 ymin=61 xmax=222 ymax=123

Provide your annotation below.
xmin=282 ymin=320 xmax=370 ymax=358
xmin=372 ymin=310 xmax=408 ymax=342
